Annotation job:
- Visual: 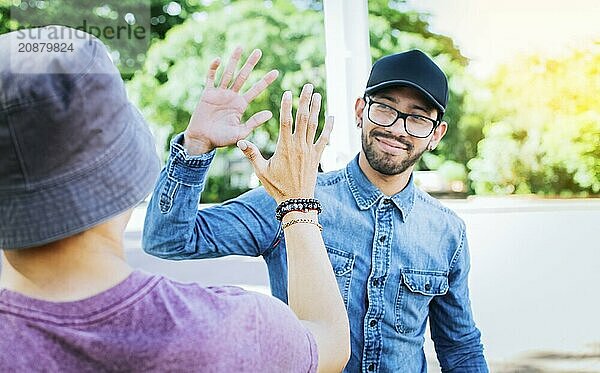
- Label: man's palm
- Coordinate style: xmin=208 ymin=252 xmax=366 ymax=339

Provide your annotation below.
xmin=183 ymin=47 xmax=278 ymax=155
xmin=189 ymin=88 xmax=249 ymax=148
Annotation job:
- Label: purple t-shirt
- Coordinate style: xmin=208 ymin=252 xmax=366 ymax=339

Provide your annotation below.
xmin=0 ymin=271 xmax=317 ymax=372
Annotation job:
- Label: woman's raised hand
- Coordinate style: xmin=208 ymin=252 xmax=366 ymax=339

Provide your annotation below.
xmin=237 ymin=84 xmax=333 ymax=204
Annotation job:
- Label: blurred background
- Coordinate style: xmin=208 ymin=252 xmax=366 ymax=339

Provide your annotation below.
xmin=2 ymin=0 xmax=599 ymax=371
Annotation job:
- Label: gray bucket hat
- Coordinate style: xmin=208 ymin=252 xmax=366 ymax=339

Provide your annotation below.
xmin=0 ymin=26 xmax=161 ymax=250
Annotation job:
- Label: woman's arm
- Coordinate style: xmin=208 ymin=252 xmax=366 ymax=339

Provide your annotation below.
xmin=238 ymin=84 xmax=350 ymax=372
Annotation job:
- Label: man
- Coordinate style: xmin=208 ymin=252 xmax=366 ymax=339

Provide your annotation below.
xmin=144 ymin=49 xmax=488 ymax=372
xmin=0 ymin=27 xmax=350 ymax=372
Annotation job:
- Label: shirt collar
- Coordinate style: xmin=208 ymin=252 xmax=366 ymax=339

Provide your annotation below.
xmin=345 ymin=155 xmax=415 ymax=221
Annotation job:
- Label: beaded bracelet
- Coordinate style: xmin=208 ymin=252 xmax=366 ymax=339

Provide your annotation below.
xmin=275 ymin=198 xmax=322 ymax=221
xmin=282 ymin=218 xmax=323 ymax=232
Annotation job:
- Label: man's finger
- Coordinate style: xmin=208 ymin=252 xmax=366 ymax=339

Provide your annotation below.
xmin=243 ymin=70 xmax=279 ymax=103
xmin=205 ymin=57 xmax=221 ymax=87
xmin=294 ymin=83 xmax=313 ymax=140
xmin=243 ymin=110 xmax=273 ymax=135
xmin=219 ymin=46 xmax=243 ymax=89
xmin=315 ymin=115 xmax=334 ymax=155
xmin=237 ymin=140 xmax=267 ymax=174
xmin=231 ymin=49 xmax=262 ymax=93
xmin=307 ymin=93 xmax=321 ymax=144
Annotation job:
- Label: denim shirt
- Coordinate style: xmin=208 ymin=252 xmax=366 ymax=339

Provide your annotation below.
xmin=143 ymin=134 xmax=488 ymax=373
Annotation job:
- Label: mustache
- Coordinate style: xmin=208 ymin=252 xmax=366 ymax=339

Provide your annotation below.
xmin=370 ymin=129 xmax=414 ymax=151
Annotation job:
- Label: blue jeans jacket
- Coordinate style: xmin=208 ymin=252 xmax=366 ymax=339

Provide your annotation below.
xmin=143 ymin=134 xmax=488 ymax=372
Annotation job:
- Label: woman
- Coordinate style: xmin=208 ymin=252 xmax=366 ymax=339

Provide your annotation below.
xmin=0 ymin=26 xmax=349 ymax=372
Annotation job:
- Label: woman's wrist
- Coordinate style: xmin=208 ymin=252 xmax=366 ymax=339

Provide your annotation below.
xmin=275 ymin=197 xmax=321 ymax=221
xmin=282 ymin=210 xmax=318 ymax=223
xmin=275 ymin=193 xmax=314 ymax=205
xmin=281 ymin=211 xmax=322 ymax=232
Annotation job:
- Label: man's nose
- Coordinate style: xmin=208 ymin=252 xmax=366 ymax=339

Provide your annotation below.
xmin=386 ymin=117 xmax=410 ymax=137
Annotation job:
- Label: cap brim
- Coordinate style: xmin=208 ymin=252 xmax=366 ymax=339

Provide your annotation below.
xmin=365 ymin=80 xmax=445 ymax=114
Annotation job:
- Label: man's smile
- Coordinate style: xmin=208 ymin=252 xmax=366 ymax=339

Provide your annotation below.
xmin=372 ymin=134 xmax=412 ymax=155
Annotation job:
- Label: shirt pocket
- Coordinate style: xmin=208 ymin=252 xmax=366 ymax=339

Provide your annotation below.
xmin=395 ymin=270 xmax=449 ymax=334
xmin=326 ymin=246 xmax=355 ymax=310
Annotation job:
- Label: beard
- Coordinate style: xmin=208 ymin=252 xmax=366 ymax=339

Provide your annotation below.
xmin=362 ymin=128 xmax=427 ymax=176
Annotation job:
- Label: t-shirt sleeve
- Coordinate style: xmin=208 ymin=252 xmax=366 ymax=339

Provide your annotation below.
xmin=252 ymin=293 xmax=318 ymax=373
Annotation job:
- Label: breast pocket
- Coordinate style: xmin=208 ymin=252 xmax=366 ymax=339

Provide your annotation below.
xmin=395 ymin=270 xmax=449 ymax=334
xmin=326 ymin=247 xmax=355 ymax=309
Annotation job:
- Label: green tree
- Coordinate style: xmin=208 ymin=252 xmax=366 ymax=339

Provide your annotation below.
xmin=128 ymin=0 xmax=471 ymax=202
xmin=468 ymin=45 xmax=600 ymax=196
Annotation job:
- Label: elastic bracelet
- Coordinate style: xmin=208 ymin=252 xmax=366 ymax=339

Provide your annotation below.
xmin=276 ymin=198 xmax=322 ymax=221
xmin=282 ymin=218 xmax=323 ymax=232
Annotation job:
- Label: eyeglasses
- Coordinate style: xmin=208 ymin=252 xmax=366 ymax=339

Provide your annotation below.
xmin=364 ymin=96 xmax=440 ymax=138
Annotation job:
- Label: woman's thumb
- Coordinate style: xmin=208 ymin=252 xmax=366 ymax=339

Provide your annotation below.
xmin=237 ymin=140 xmax=266 ymax=170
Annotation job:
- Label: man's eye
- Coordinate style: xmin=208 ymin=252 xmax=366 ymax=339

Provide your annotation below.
xmin=373 ymin=103 xmax=394 ymax=112
xmin=408 ymin=115 xmax=431 ymax=125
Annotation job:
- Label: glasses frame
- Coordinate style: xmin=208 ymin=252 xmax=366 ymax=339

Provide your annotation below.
xmin=364 ymin=95 xmax=440 ymax=138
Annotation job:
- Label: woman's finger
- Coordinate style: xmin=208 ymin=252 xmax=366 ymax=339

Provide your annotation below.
xmin=277 ymin=91 xmax=293 ymax=144
xmin=231 ymin=49 xmax=262 ymax=93
xmin=315 ymin=115 xmax=334 ymax=156
xmin=237 ymin=140 xmax=268 ymax=176
xmin=219 ymin=46 xmax=243 ymax=89
xmin=294 ymin=84 xmax=313 ymax=141
xmin=307 ymin=93 xmax=321 ymax=144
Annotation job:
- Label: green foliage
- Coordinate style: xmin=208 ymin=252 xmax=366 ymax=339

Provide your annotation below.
xmin=468 ymin=46 xmax=600 ymax=196
xmin=128 ymin=0 xmax=471 ymax=201
xmin=3 ymin=1 xmax=596 ymax=199
xmin=1 ymin=0 xmax=477 ymax=200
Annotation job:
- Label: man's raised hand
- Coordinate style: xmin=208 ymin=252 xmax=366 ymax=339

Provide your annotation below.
xmin=183 ymin=47 xmax=279 ymax=155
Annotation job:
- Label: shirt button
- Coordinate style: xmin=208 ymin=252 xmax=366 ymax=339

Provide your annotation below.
xmin=425 ymin=283 xmax=432 ymax=291
xmin=379 ymin=235 xmax=386 ymax=243
xmin=383 ymin=199 xmax=391 ymax=204
xmin=372 ymin=278 xmax=380 ymax=287
xmin=369 ymin=319 xmax=377 ymax=327
xmin=368 ymin=363 xmax=375 ymax=371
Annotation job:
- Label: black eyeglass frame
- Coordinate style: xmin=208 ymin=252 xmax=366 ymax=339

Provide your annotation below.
xmin=363 ymin=95 xmax=441 ymax=138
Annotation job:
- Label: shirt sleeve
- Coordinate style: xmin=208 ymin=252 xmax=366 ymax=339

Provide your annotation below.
xmin=142 ymin=133 xmax=280 ymax=260
xmin=429 ymin=226 xmax=489 ymax=372
xmin=253 ymin=293 xmax=318 ymax=373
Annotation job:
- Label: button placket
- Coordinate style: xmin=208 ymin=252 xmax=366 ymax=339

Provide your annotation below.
xmin=362 ymin=200 xmax=392 ymax=372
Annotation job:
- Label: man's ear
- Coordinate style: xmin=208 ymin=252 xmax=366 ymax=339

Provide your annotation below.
xmin=355 ymin=97 xmax=366 ymax=127
xmin=429 ymin=121 xmax=448 ymax=150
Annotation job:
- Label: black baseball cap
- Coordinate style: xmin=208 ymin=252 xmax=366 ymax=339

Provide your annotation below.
xmin=365 ymin=50 xmax=449 ymax=116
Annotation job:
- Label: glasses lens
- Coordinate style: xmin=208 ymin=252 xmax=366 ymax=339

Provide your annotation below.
xmin=369 ymin=102 xmax=397 ymax=126
xmin=406 ymin=115 xmax=435 ymax=137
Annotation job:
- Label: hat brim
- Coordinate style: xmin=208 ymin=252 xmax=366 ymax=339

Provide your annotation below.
xmin=0 ymin=104 xmax=161 ymax=250
xmin=365 ymin=80 xmax=446 ymax=115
